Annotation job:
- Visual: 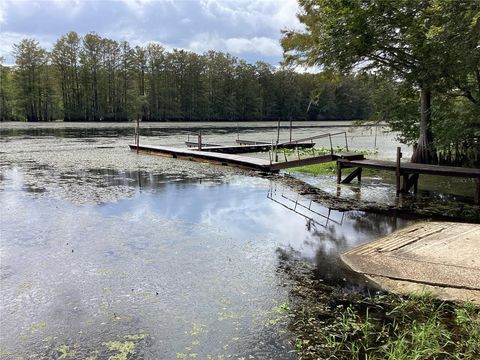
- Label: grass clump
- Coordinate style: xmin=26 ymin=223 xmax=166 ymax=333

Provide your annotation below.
xmin=282 ymin=147 xmax=378 ymax=176
xmin=289 ymin=291 xmax=480 ymax=360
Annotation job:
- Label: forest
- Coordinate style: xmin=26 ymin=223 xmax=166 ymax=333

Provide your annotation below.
xmin=0 ymin=32 xmax=371 ymax=123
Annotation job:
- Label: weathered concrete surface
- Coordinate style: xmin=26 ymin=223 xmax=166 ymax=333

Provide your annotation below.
xmin=341 ymin=222 xmax=480 ymax=303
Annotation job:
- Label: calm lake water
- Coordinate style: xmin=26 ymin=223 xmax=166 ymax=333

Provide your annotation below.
xmin=0 ymin=121 xmax=438 ymax=359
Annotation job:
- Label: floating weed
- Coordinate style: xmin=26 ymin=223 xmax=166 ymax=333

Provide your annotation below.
xmin=30 ymin=322 xmax=47 ymax=331
xmin=95 ymin=269 xmax=113 ymax=276
xmin=20 ymin=282 xmax=32 ymax=289
xmin=190 ymin=323 xmax=207 ymax=336
xmin=112 ymin=313 xmax=132 ymax=321
xmin=176 ymin=352 xmax=187 ymax=359
xmin=102 ymin=340 xmax=135 ymax=360
xmin=85 ymin=350 xmax=100 ymax=360
xmin=56 ymin=344 xmax=74 ymax=359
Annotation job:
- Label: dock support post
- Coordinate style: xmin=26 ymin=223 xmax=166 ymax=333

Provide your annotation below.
xmin=289 ymin=118 xmax=292 ymax=143
xmin=135 ymin=115 xmax=140 ymax=154
xmin=475 ymin=178 xmax=480 ymax=204
xmin=402 ymin=173 xmax=419 ymax=193
xmin=396 ymin=147 xmax=402 ymax=196
xmin=341 ymin=167 xmax=362 ymax=184
xmin=198 ymin=131 xmax=202 ymax=150
xmin=336 ymin=161 xmax=342 ymax=184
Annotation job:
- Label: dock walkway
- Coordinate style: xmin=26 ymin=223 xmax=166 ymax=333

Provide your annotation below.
xmin=130 ymin=143 xmax=480 ymax=203
xmin=185 ymin=140 xmax=315 ymax=153
xmin=129 ymin=144 xmax=273 ymax=171
xmin=338 ymin=157 xmax=480 ymax=203
xmin=341 ymin=222 xmax=480 ymax=303
xmin=129 ymin=144 xmax=361 ymax=172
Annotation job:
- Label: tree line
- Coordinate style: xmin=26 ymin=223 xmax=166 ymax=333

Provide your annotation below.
xmin=282 ymin=0 xmax=480 ymax=165
xmin=0 ymin=32 xmax=372 ymax=122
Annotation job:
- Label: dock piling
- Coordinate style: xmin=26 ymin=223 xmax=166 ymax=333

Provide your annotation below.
xmin=475 ymin=178 xmax=480 ymax=204
xmin=135 ymin=115 xmax=140 ymax=154
xmin=396 ymin=147 xmax=402 ymax=196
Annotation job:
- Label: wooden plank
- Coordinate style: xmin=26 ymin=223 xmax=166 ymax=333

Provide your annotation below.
xmin=339 ymin=159 xmax=480 ymax=178
xmin=195 ymin=142 xmax=315 ymax=154
xmin=341 ymin=167 xmax=362 ymax=184
xmin=335 ymin=153 xmax=365 ymax=160
xmin=236 ymin=139 xmax=269 ymax=145
xmin=185 ymin=141 xmax=220 ymax=147
xmin=129 ymin=144 xmax=274 ymax=171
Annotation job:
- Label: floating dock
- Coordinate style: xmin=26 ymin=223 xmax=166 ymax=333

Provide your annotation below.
xmin=130 ymin=142 xmax=480 ymax=203
xmin=185 ymin=141 xmax=315 ymax=153
xmin=129 ymin=144 xmax=362 ymax=172
xmin=130 ymin=144 xmax=274 ymax=171
xmin=341 ymin=222 xmax=480 ymax=303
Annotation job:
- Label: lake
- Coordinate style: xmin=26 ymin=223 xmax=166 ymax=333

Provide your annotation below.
xmin=0 ymin=121 xmax=424 ymax=359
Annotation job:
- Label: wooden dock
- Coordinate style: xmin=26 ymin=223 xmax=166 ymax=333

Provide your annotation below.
xmin=129 ymin=144 xmax=361 ymax=172
xmin=130 ymin=142 xmax=479 ymax=203
xmin=185 ymin=141 xmax=315 ymax=153
xmin=129 ymin=144 xmax=274 ymax=171
xmin=341 ymin=222 xmax=480 ymax=303
xmin=337 ymin=150 xmax=480 ymax=204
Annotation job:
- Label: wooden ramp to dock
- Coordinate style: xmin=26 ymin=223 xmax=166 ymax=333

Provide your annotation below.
xmin=185 ymin=140 xmax=315 ymax=153
xmin=129 ymin=144 xmax=362 ymax=172
xmin=341 ymin=222 xmax=480 ymax=303
xmin=337 ymin=157 xmax=480 ymax=203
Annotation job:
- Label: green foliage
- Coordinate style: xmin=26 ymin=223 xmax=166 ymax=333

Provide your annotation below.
xmin=13 ymin=39 xmax=61 ymax=121
xmin=282 ymin=0 xmax=480 ymax=164
xmin=6 ymin=32 xmax=375 ymax=122
xmin=290 ymin=291 xmax=480 ymax=360
xmin=0 ymin=58 xmax=17 ymax=121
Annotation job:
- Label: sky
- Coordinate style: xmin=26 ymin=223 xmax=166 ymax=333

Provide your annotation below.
xmin=0 ymin=0 xmax=302 ymax=65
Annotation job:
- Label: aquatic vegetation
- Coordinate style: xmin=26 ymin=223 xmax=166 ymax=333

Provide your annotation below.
xmin=56 ymin=344 xmax=75 ymax=359
xmin=286 ymin=268 xmax=480 ymax=360
xmin=102 ymin=340 xmax=136 ymax=360
xmin=30 ymin=322 xmax=47 ymax=331
xmin=190 ymin=323 xmax=207 ymax=336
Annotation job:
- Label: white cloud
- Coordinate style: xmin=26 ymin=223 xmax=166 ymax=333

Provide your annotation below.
xmin=0 ymin=31 xmax=56 ymax=64
xmin=0 ymin=0 xmax=301 ymax=65
xmin=199 ymin=0 xmax=301 ymax=32
xmin=225 ymin=37 xmax=282 ymax=56
xmin=120 ymin=0 xmax=152 ymax=16
xmin=189 ymin=34 xmax=282 ymax=57
xmin=0 ymin=0 xmax=6 ymax=24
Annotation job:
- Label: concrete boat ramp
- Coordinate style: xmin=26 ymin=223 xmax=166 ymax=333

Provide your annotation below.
xmin=341 ymin=222 xmax=480 ymax=303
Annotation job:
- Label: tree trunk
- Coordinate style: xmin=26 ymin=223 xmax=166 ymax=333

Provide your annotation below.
xmin=411 ymin=88 xmax=437 ymax=164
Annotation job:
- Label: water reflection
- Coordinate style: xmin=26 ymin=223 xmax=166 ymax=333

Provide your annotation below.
xmin=0 ymin=167 xmax=414 ymax=359
xmin=268 ymin=184 xmax=345 ymax=228
xmin=0 ymin=125 xmax=322 ymax=139
xmin=267 ymin=184 xmax=413 ymax=288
